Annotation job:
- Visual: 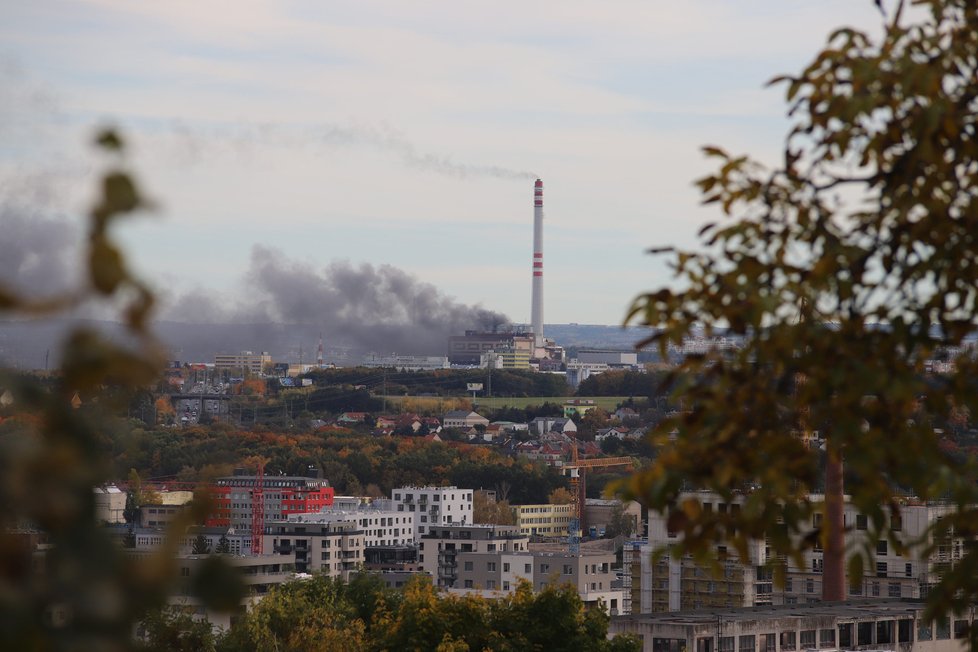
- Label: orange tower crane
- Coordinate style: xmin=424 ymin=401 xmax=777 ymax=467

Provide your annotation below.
xmin=563 ymin=437 xmax=633 ymax=553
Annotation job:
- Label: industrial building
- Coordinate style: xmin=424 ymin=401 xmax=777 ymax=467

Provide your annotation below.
xmin=447 ymin=331 xmax=535 ymax=366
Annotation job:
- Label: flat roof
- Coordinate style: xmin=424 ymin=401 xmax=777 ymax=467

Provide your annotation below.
xmin=613 ymin=599 xmax=927 ymax=627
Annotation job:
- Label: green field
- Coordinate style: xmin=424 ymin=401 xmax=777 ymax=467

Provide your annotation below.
xmin=382 ymin=395 xmax=633 ymax=412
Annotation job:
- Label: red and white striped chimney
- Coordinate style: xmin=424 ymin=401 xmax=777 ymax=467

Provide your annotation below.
xmin=531 ymin=179 xmax=544 ymax=347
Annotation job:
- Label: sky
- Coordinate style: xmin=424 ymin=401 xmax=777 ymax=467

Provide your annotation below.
xmin=0 ymin=0 xmax=885 ymax=329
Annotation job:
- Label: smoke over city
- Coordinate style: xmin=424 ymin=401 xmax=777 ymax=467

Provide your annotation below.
xmin=165 ymin=120 xmax=536 ymax=181
xmin=161 ymin=245 xmax=510 ymax=357
xmin=0 ymin=177 xmax=81 ymax=298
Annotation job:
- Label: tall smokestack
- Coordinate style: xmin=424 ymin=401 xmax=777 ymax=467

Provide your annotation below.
xmin=531 ymin=179 xmax=544 ymax=347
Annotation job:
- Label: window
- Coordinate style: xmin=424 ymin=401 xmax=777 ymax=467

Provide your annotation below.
xmin=954 ymin=620 xmax=969 ymax=639
xmin=856 ymin=514 xmax=868 ymax=530
xmin=838 ymin=624 xmax=852 ymax=648
xmin=487 ymin=562 xmax=496 ymax=572
xmin=739 ymin=635 xmax=755 ymax=652
xmin=877 ymin=540 xmax=888 ymax=556
xmin=719 ymin=637 xmax=735 ymax=652
xmin=785 ymin=578 xmax=793 ymax=592
xmin=937 ymin=617 xmax=951 ymax=640
xmin=871 ymin=582 xmax=880 ymax=596
xmin=918 ymin=620 xmax=933 ymax=641
xmin=760 ymin=633 xmax=776 ymax=652
xmin=464 ymin=561 xmax=473 ymax=571
xmin=905 ymin=562 xmax=913 ymax=577
xmin=892 ymin=514 xmax=902 ymax=531
xmin=525 ymin=564 xmax=531 ymax=574
xmin=877 ymin=620 xmax=893 ymax=645
xmin=897 ymin=619 xmax=912 ymax=643
xmin=563 ymin=565 xmax=573 ymax=575
xmin=503 ymin=563 xmax=510 ymax=572
xmin=800 ymin=630 xmax=815 ymax=648
xmin=888 ymin=583 xmax=901 ymax=598
xmin=812 ymin=558 xmax=823 ymax=573
xmin=819 ymin=629 xmax=835 ymax=648
xmin=780 ymin=632 xmax=796 ymax=651
xmin=857 ymin=622 xmax=874 ymax=646
xmin=876 ymin=562 xmax=888 ymax=577
xmin=464 ymin=579 xmax=473 ymax=588
xmin=806 ymin=578 xmax=815 ymax=593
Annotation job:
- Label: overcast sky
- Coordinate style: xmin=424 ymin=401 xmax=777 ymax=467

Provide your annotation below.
xmin=0 ymin=0 xmax=884 ymax=327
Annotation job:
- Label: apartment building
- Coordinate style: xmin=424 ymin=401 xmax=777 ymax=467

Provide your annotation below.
xmin=392 ymin=486 xmax=473 ymax=539
xmin=513 ymin=503 xmax=574 ymax=538
xmin=629 ymin=491 xmax=962 ymax=614
xmin=285 ymin=503 xmax=415 ymax=547
xmin=530 ymin=550 xmax=624 ymax=614
xmin=419 ymin=524 xmax=625 ymax=614
xmin=206 ymin=471 xmax=335 ymax=530
xmin=418 ymin=524 xmax=529 ymax=588
xmin=265 ymin=519 xmax=364 ymax=580
xmin=164 ymin=552 xmax=296 ymax=631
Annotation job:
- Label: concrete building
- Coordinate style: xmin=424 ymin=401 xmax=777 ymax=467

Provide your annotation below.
xmin=514 ymin=503 xmax=574 ymax=539
xmin=163 ymin=552 xmax=296 ymax=632
xmin=213 ymin=351 xmax=272 ymax=375
xmin=630 ymin=491 xmax=964 ymax=614
xmin=392 ymin=486 xmax=474 ymax=539
xmin=566 ymin=360 xmax=611 ymax=388
xmin=93 ymin=485 xmax=126 ymax=524
xmin=206 ymin=471 xmax=335 ymax=530
xmin=285 ymin=502 xmax=415 ymax=547
xmin=417 ymin=523 xmax=624 ymax=613
xmin=418 ymin=524 xmax=530 ymax=589
xmin=610 ymin=599 xmax=964 ymax=652
xmin=266 ymin=518 xmax=364 ymax=580
xmin=530 ymin=550 xmax=624 ymax=614
xmin=140 ymin=490 xmax=195 ymax=529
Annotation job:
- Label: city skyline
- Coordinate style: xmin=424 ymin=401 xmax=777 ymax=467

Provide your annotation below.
xmin=1 ymin=1 xmax=882 ymax=324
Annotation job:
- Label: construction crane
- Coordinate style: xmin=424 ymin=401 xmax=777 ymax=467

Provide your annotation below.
xmin=563 ymin=436 xmax=633 ymax=554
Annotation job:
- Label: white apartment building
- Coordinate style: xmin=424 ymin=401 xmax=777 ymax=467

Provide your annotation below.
xmin=286 ymin=503 xmax=415 ymax=547
xmin=392 ymin=486 xmax=473 ymax=539
xmin=629 ymin=490 xmax=963 ymax=614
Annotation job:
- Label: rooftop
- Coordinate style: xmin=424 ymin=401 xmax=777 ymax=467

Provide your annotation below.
xmin=613 ymin=599 xmax=927 ymax=627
